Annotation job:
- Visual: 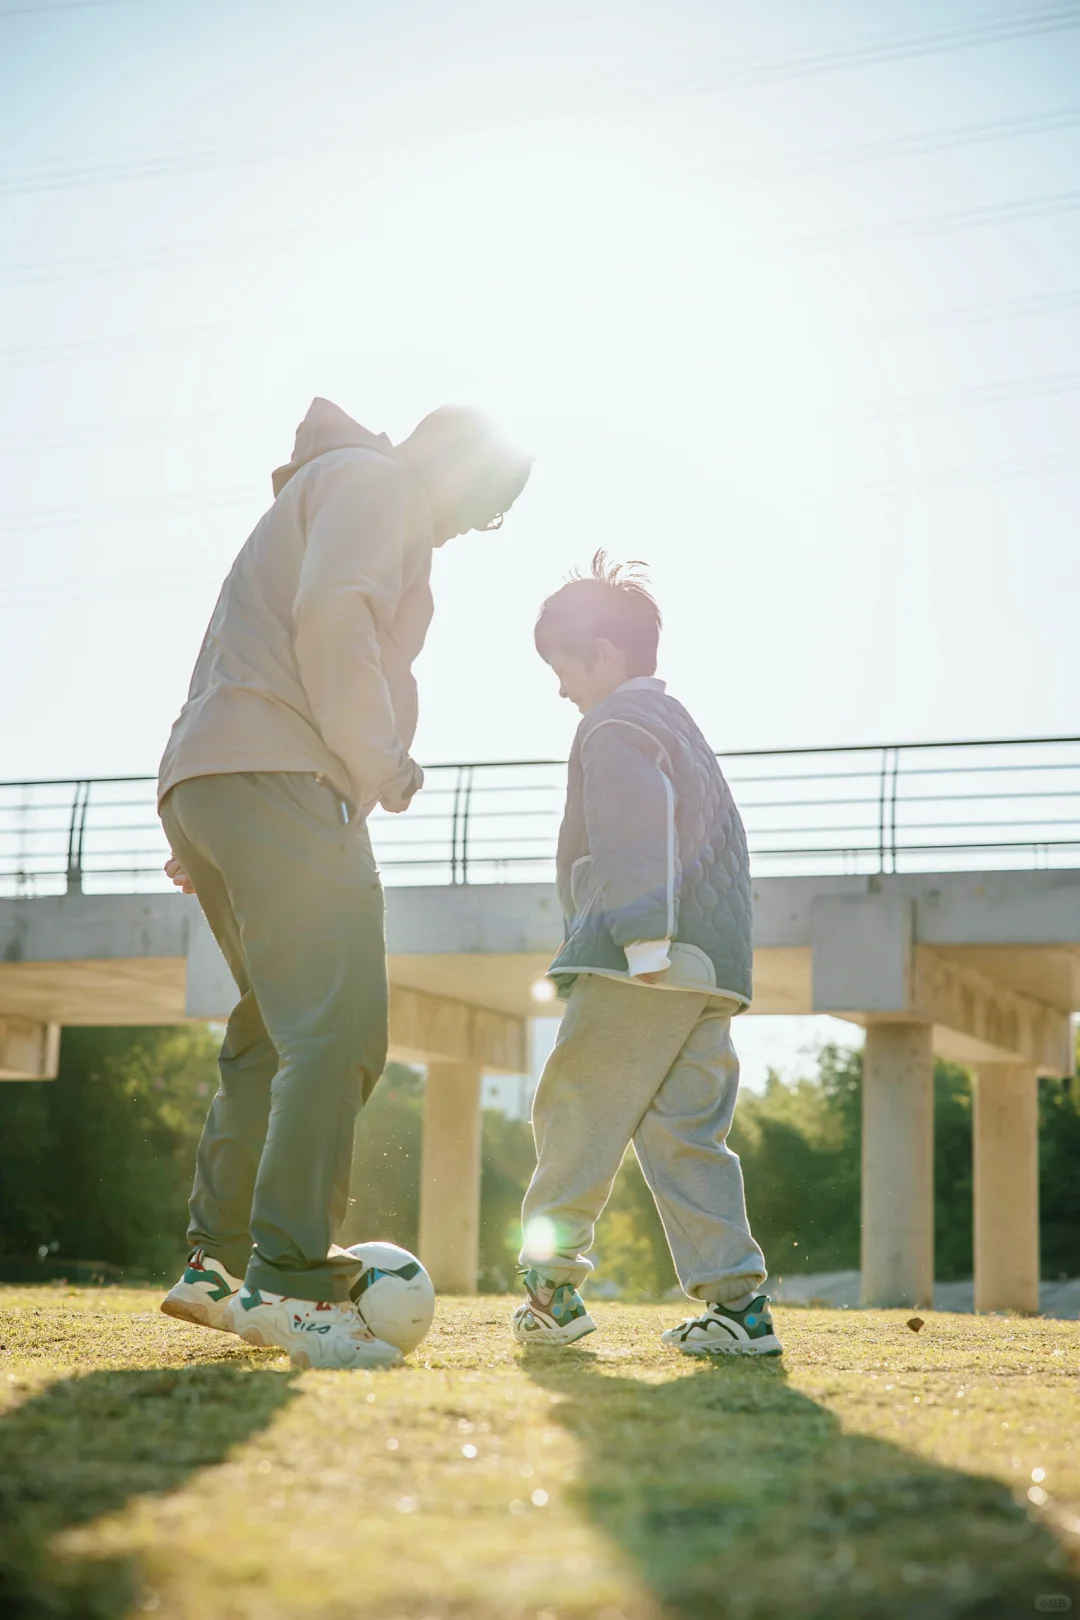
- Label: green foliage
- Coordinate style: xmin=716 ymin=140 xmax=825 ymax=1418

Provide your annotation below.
xmin=733 ymin=1043 xmax=864 ymax=1276
xmin=340 ymin=1064 xmax=538 ymax=1291
xmin=1038 ymin=1071 xmax=1080 ymax=1278
xmin=590 ymin=1148 xmax=675 ymax=1299
xmin=933 ymin=1060 xmax=975 ymax=1280
xmin=0 ymin=1025 xmax=219 ymax=1280
xmin=341 ymin=1063 xmax=425 ymax=1252
xmin=476 ymin=1107 xmax=539 ymax=1292
xmin=4 ymin=1024 xmax=1078 ymax=1298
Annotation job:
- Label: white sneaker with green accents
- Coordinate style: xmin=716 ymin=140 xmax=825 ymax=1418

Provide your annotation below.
xmin=662 ymin=1295 xmax=783 ymax=1357
xmin=511 ymin=1268 xmax=597 ymax=1346
xmin=160 ymin=1248 xmax=242 ymax=1333
xmin=226 ymin=1285 xmax=403 ymax=1370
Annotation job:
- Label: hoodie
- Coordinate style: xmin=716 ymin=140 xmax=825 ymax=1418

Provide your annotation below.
xmin=157 ymin=399 xmax=435 ymax=812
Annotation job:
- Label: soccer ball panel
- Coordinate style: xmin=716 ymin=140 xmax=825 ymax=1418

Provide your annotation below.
xmin=345 ymin=1241 xmax=435 ymax=1355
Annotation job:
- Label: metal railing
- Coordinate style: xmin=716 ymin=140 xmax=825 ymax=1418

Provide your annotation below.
xmin=2 ymin=734 xmax=1080 ymax=897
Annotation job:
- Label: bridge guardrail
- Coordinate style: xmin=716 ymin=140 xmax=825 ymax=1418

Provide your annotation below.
xmin=2 ymin=735 xmax=1080 ymax=897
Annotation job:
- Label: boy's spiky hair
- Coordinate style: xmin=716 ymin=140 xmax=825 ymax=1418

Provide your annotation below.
xmin=534 ymin=549 xmax=662 ymax=674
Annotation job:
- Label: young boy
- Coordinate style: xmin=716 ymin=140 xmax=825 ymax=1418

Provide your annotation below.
xmin=512 ymin=553 xmax=780 ymax=1356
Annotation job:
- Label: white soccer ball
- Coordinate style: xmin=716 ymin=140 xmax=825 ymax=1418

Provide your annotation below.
xmin=345 ymin=1241 xmax=436 ymax=1355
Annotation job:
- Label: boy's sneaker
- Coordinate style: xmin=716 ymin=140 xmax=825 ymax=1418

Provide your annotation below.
xmin=226 ymin=1285 xmax=403 ymax=1370
xmin=160 ymin=1248 xmax=242 ymax=1333
xmin=662 ymin=1295 xmax=783 ymax=1357
xmin=511 ymin=1268 xmax=597 ymax=1346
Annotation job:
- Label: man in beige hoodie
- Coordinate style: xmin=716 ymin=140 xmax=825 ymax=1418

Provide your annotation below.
xmin=158 ymin=399 xmax=530 ymax=1369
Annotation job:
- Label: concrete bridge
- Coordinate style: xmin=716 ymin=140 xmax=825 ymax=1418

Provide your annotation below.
xmin=2 ymin=737 xmax=1079 ymax=1314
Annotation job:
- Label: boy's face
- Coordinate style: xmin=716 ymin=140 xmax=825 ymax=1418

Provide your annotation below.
xmin=544 ymin=639 xmax=632 ymax=714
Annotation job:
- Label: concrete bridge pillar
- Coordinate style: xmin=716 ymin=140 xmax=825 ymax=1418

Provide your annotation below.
xmin=0 ymin=1017 xmax=60 ymax=1081
xmin=972 ymin=1063 xmax=1040 ymax=1314
xmin=861 ymin=1021 xmax=934 ymax=1308
xmin=418 ymin=1059 xmax=484 ymax=1293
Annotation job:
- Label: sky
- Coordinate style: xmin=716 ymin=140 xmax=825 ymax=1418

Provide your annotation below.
xmin=2 ymin=0 xmax=1078 ymax=1091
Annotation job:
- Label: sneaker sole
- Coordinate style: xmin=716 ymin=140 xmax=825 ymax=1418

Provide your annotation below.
xmin=237 ymin=1324 xmax=401 ymax=1371
xmin=677 ymin=1333 xmax=784 ymax=1357
xmin=512 ymin=1314 xmax=598 ymax=1346
xmin=160 ymin=1293 xmax=235 ymax=1333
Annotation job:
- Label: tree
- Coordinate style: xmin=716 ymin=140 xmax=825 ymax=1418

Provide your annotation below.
xmin=0 ymin=1025 xmax=218 ymax=1279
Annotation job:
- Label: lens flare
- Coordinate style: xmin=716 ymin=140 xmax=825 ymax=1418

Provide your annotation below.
xmin=523 ymin=1216 xmax=558 ymax=1261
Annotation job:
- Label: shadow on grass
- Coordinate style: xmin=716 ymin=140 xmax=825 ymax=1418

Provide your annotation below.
xmin=523 ymin=1347 xmax=1079 ymax=1620
xmin=0 ymin=1358 xmax=299 ymax=1618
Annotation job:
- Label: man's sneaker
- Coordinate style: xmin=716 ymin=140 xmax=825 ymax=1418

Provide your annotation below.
xmin=511 ymin=1268 xmax=597 ymax=1346
xmin=226 ymin=1285 xmax=403 ymax=1370
xmin=160 ymin=1248 xmax=242 ymax=1333
xmin=662 ymin=1295 xmax=783 ymax=1357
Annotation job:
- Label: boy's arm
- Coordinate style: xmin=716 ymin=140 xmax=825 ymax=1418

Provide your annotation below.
xmin=293 ymin=456 xmax=422 ymax=812
xmin=580 ymin=719 xmax=677 ymax=965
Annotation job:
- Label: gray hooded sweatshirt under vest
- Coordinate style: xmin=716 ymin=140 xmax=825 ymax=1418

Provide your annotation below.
xmin=549 ymin=678 xmax=753 ymax=1007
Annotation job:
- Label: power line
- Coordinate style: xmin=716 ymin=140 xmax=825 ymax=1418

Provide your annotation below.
xmin=0 ymin=0 xmax=145 ymax=15
xmin=0 ymin=570 xmax=196 ymax=613
xmin=0 ymin=486 xmax=260 ymax=531
xmin=856 ymin=450 xmax=1080 ymax=495
xmin=2 ymin=446 xmax=1078 ymax=548
xmin=783 ymin=105 xmax=1080 ymax=174
xmin=6 ymin=98 xmax=1080 ymax=200
xmin=866 ymin=370 xmax=1080 ymax=416
xmin=0 ymin=415 xmax=241 ymax=452
xmin=812 ymin=188 xmax=1080 ymax=248
xmin=0 ymin=7 xmax=1077 ymax=194
xmin=0 ymin=324 xmax=258 ymax=366
xmin=6 ymin=183 xmax=1080 ymax=289
xmin=678 ymin=5 xmax=1080 ymax=87
xmin=857 ymin=286 xmax=1080 ymax=333
xmin=5 ymin=277 xmax=1080 ymax=374
xmin=0 ymin=233 xmax=315 ymax=287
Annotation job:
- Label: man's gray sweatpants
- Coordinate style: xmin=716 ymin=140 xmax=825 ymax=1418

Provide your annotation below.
xmin=519 ymin=974 xmax=766 ymax=1304
xmin=161 ymin=771 xmax=388 ymax=1304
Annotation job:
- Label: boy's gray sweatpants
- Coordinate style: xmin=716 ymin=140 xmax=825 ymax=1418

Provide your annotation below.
xmin=519 ymin=974 xmax=766 ymax=1305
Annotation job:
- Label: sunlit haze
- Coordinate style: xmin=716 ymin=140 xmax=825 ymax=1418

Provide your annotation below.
xmin=3 ymin=0 xmax=1078 ymax=1086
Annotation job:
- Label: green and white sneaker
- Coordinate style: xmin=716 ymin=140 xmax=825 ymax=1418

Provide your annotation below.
xmin=511 ymin=1268 xmax=597 ymax=1346
xmin=226 ymin=1285 xmax=403 ymax=1370
xmin=662 ymin=1295 xmax=783 ymax=1357
xmin=160 ymin=1248 xmax=242 ymax=1333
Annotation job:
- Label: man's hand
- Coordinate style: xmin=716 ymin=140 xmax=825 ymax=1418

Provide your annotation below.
xmin=379 ymin=758 xmax=424 ymax=815
xmin=164 ymin=856 xmax=195 ymax=895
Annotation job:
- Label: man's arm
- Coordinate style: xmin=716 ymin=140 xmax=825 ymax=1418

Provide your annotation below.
xmin=580 ymin=720 xmax=677 ymax=969
xmin=293 ymin=455 xmax=421 ymax=811
xmin=381 ymin=570 xmax=435 ymax=753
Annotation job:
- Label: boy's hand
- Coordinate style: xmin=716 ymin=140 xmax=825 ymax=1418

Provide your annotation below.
xmin=625 ymin=940 xmax=672 ymax=981
xmin=164 ymin=856 xmax=195 ymax=895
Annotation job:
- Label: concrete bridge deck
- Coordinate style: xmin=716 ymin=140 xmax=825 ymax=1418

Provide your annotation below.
xmin=2 ymin=869 xmax=1078 ymax=1318
xmin=3 ymin=739 xmax=1078 ymax=1315
xmin=2 ymin=869 xmax=1078 ymax=1067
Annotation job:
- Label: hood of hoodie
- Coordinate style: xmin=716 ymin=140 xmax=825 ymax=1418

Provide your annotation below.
xmin=271 ymin=398 xmax=394 ymax=496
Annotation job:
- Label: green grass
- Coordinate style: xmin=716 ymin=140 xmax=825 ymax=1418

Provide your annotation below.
xmin=1 ymin=1288 xmax=1078 ymax=1619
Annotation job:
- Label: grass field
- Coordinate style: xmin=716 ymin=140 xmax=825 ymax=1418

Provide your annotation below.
xmin=1 ymin=1288 xmax=1078 ymax=1619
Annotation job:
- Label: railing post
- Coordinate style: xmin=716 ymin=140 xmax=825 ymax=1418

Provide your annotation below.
xmin=460 ymin=766 xmax=475 ymax=886
xmin=450 ymin=766 xmax=465 ymax=886
xmin=65 ymin=780 xmax=90 ymax=895
xmin=877 ymin=748 xmax=889 ymax=874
